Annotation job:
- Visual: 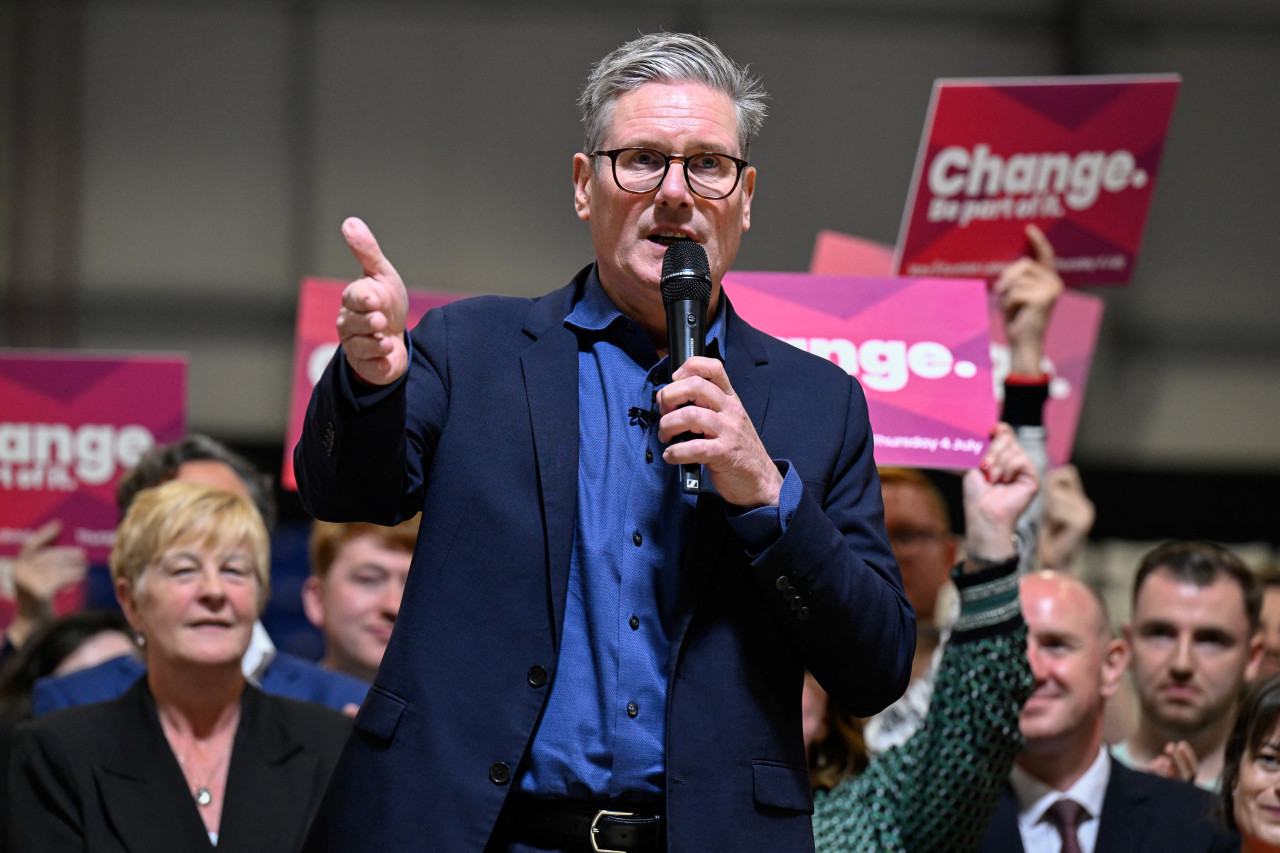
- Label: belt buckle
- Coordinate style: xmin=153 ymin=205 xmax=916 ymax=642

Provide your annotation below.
xmin=590 ymin=809 xmax=635 ymax=853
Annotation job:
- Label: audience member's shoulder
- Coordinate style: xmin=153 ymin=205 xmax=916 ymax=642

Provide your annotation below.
xmin=261 ymin=651 xmax=368 ymax=710
xmin=254 ymin=687 xmax=352 ymax=755
xmin=15 ymin=684 xmax=134 ymax=752
xmin=1109 ymin=760 xmax=1226 ymax=823
xmin=31 ymin=654 xmax=144 ymax=716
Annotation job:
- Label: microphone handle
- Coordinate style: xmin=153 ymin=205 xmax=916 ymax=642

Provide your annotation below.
xmin=666 ymin=296 xmax=707 ymax=494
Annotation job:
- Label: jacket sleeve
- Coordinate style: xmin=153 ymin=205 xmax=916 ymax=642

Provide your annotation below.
xmin=746 ymin=373 xmax=915 ymax=716
xmin=8 ymin=722 xmax=87 ymax=850
xmin=812 ymin=558 xmax=1032 ymax=853
xmin=294 ymin=307 xmax=451 ymax=524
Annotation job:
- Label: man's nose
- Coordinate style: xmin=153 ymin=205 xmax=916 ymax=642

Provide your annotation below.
xmin=1026 ymin=644 xmax=1048 ymax=682
xmin=380 ymin=582 xmax=402 ymax=619
xmin=1170 ymin=635 xmax=1195 ymax=675
xmin=654 ymin=160 xmax=693 ymax=205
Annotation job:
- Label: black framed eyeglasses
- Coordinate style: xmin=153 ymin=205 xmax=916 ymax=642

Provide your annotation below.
xmin=589 ymin=147 xmax=749 ymax=200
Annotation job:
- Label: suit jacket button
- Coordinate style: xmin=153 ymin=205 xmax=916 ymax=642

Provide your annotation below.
xmin=527 ymin=665 xmax=548 ymax=688
xmin=775 ymin=575 xmax=791 ymax=591
xmin=489 ymin=763 xmax=511 ymax=785
xmin=797 ymin=606 xmax=812 ymax=622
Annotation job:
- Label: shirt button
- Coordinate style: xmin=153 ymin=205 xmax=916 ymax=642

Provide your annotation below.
xmin=489 ymin=763 xmax=511 ymax=785
xmin=629 ymin=614 xmax=639 ymax=630
xmin=627 ymin=702 xmax=639 ymax=718
xmin=645 ymin=447 xmax=653 ymax=463
xmin=632 ymin=530 xmax=642 ymax=547
xmin=527 ymin=665 xmax=548 ymax=688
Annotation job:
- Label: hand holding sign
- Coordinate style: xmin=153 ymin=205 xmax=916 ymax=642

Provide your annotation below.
xmin=961 ymin=423 xmax=1039 ymax=567
xmin=993 ymin=225 xmax=1063 ymax=375
xmin=338 ymin=217 xmax=410 ymax=385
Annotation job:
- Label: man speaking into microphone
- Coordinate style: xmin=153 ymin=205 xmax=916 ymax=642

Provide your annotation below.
xmin=295 ymin=32 xmax=913 ymax=853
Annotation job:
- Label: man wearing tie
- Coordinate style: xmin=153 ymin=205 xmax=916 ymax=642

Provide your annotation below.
xmin=978 ymin=571 xmax=1236 ymax=852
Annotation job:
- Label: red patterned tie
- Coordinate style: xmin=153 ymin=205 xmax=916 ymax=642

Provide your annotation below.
xmin=1045 ymin=798 xmax=1087 ymax=853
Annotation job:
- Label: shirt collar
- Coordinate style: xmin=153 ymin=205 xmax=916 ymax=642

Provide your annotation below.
xmin=1011 ymin=744 xmax=1111 ymax=829
xmin=565 ymin=264 xmax=727 ymax=361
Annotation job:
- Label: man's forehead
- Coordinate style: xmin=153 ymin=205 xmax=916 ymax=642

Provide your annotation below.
xmin=605 ymin=81 xmax=739 ymax=152
xmin=1022 ymin=574 xmax=1107 ymax=634
xmin=882 ymin=480 xmax=948 ymax=528
xmin=175 ymin=459 xmax=250 ymax=499
xmin=1133 ymin=567 xmax=1249 ymax=620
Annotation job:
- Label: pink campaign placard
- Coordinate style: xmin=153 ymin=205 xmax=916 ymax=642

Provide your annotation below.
xmin=281 ymin=278 xmax=465 ymax=490
xmin=0 ymin=351 xmax=186 ymax=622
xmin=812 ymin=230 xmax=1105 ymax=466
xmin=894 ymin=74 xmax=1180 ymax=287
xmin=724 ymin=272 xmax=996 ymax=469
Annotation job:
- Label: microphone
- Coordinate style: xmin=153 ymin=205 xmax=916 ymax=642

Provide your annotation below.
xmin=661 ymin=241 xmax=712 ymax=495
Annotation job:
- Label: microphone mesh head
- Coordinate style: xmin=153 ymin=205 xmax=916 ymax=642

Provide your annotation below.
xmin=661 ymin=241 xmax=712 ymax=306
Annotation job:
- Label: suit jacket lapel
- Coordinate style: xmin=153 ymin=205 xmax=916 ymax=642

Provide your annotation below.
xmin=97 ymin=681 xmax=214 ymax=851
xmin=520 ymin=273 xmax=584 ymax=649
xmin=1095 ymin=758 xmax=1155 ymax=851
xmin=671 ymin=302 xmax=771 ymax=645
xmin=981 ymin=785 xmax=1026 ymax=853
xmin=218 ymin=687 xmax=317 ymax=850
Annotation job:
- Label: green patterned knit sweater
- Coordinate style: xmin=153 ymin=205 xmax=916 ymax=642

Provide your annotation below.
xmin=812 ymin=559 xmax=1033 ymax=853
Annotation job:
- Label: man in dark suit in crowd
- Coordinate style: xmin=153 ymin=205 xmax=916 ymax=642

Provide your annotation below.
xmin=294 ymin=32 xmax=914 ymax=853
xmin=978 ymin=571 xmax=1235 ymax=852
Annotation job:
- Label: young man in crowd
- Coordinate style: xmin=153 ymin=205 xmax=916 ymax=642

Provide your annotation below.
xmin=1113 ymin=540 xmax=1262 ymax=788
xmin=303 ymin=517 xmax=418 ymax=683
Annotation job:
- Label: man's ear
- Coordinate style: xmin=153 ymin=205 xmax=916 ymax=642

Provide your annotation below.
xmin=739 ymin=166 xmax=755 ymax=231
xmin=572 ymin=153 xmax=593 ymax=222
xmin=301 ymin=576 xmax=326 ymax=630
xmin=1246 ymin=630 xmax=1265 ymax=683
xmin=1100 ymin=637 xmax=1130 ymax=700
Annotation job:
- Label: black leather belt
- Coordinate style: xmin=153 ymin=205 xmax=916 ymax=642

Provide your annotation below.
xmin=501 ymin=795 xmax=665 ymax=853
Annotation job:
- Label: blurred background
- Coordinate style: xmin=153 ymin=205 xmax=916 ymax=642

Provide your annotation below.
xmin=3 ymin=1 xmax=1277 ymax=637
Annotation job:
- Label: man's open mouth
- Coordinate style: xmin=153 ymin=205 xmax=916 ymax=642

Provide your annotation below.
xmin=649 ymin=232 xmax=695 ymax=247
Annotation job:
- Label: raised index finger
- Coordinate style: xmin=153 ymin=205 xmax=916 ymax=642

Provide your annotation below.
xmin=1025 ymin=223 xmax=1055 ymax=270
xmin=342 ymin=216 xmax=399 ymax=280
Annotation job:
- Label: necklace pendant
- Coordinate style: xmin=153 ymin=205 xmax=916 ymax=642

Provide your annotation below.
xmin=194 ymin=787 xmax=212 ymax=807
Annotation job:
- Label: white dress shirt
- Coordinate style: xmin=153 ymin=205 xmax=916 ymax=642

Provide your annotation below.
xmin=1011 ymin=745 xmax=1111 ymax=853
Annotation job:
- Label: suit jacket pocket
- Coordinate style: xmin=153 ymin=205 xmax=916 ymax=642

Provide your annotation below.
xmin=352 ymin=686 xmax=407 ymax=745
xmin=751 ymin=760 xmax=813 ymax=814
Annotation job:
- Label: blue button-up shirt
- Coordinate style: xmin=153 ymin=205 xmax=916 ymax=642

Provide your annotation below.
xmin=518 ymin=267 xmax=801 ymax=802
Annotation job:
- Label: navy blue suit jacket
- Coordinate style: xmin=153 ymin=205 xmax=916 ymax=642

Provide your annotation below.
xmin=977 ymin=756 xmax=1238 ymax=852
xmin=32 ymin=652 xmax=369 ymax=716
xmin=294 ymin=268 xmax=914 ymax=852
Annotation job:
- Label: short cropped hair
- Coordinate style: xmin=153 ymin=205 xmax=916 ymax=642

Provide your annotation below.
xmin=309 ymin=515 xmax=421 ymax=581
xmin=579 ymin=32 xmax=768 ymax=158
xmin=111 ymin=480 xmax=271 ymax=610
xmin=116 ymin=434 xmax=276 ymax=529
xmin=1132 ymin=541 xmax=1261 ymax=633
xmin=1221 ymin=675 xmax=1280 ymax=832
xmin=877 ymin=467 xmax=951 ymax=534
